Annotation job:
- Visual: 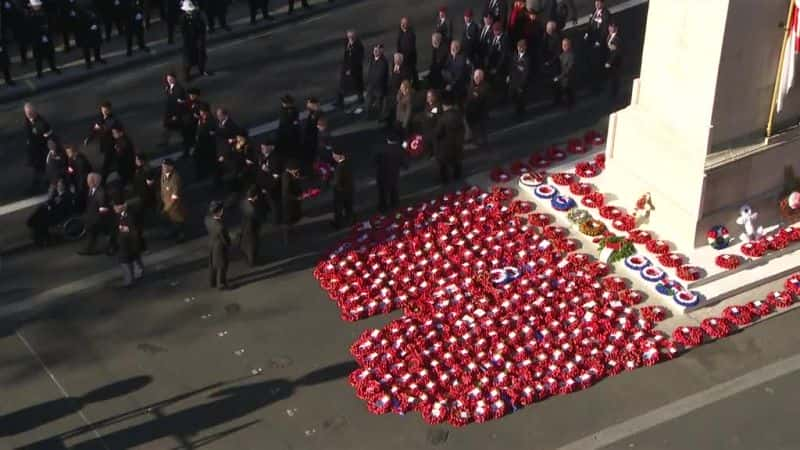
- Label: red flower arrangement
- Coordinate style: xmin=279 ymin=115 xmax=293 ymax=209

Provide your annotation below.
xmin=569 ymin=182 xmax=593 ymax=196
xmin=575 ymin=162 xmax=600 ymax=178
xmin=657 ymin=253 xmax=684 ymax=268
xmin=551 ymin=173 xmax=575 ymax=186
xmin=301 ymin=188 xmax=322 ymax=199
xmin=722 ymin=305 xmax=754 ymax=326
xmin=646 ymin=240 xmax=671 ymax=255
xmin=567 ymin=138 xmax=587 ymax=154
xmin=785 ymin=273 xmax=800 ymax=296
xmin=601 ymin=276 xmax=627 ymax=292
xmin=511 ymin=200 xmax=535 ymax=214
xmin=529 ymin=154 xmax=551 ymax=169
xmin=676 ymin=265 xmax=701 ymax=282
xmin=619 ymin=289 xmax=645 ymax=306
xmin=700 ymin=317 xmax=732 ymax=339
xmin=546 ymin=145 xmax=567 ymax=161
xmin=594 ymin=153 xmax=606 ymax=169
xmin=490 ymin=167 xmax=512 ymax=183
xmin=740 ymin=240 xmax=768 ymax=258
xmin=747 ymin=299 xmax=772 ymax=317
xmin=628 ymin=230 xmax=653 ymax=245
xmin=584 ymin=130 xmax=606 ymax=147
xmin=612 ymin=215 xmax=636 ymax=232
xmin=765 ymin=232 xmax=791 ymax=251
xmin=715 ymin=254 xmax=741 ymax=270
xmin=314 ymin=161 xmax=334 ymax=181
xmin=765 ymin=290 xmax=793 ymax=309
xmin=581 ymin=192 xmax=605 ymax=209
xmin=599 ymin=206 xmax=624 ymax=220
xmin=528 ymin=213 xmax=553 ymax=227
xmin=509 ymin=161 xmax=531 ymax=175
xmin=672 ymin=326 xmax=704 ymax=347
xmin=640 ymin=306 xmax=667 ymax=322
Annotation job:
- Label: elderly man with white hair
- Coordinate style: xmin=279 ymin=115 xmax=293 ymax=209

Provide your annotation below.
xmin=23 ymin=102 xmax=53 ymax=192
xmin=78 ymin=172 xmax=115 ymax=256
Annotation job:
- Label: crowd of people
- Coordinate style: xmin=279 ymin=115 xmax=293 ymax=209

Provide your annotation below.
xmin=0 ymin=0 xmax=337 ymax=82
xmin=20 ymin=0 xmax=623 ymax=289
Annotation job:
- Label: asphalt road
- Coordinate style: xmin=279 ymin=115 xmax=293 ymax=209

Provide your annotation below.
xmin=11 ymin=1 xmax=800 ymax=450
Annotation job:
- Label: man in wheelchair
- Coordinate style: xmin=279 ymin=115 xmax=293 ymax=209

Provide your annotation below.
xmin=26 ymin=178 xmax=79 ymax=247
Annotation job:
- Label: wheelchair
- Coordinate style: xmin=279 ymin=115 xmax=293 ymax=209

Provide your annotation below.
xmin=53 ymin=215 xmax=86 ymax=241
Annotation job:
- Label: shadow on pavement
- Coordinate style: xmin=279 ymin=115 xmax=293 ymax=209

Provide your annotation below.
xmin=16 ymin=360 xmax=357 ymax=449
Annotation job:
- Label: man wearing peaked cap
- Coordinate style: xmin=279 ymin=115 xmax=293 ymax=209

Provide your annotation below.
xmin=180 ymin=0 xmax=209 ymax=80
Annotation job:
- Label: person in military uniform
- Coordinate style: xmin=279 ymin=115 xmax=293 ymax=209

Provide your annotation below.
xmin=180 ymin=1 xmax=208 ymax=81
xmin=585 ymin=0 xmax=611 ymax=92
xmin=330 ymin=148 xmax=354 ymax=229
xmin=239 ymin=185 xmax=263 ymax=266
xmin=126 ymin=0 xmax=150 ymax=56
xmin=131 ymin=153 xmax=155 ymax=251
xmin=112 ymin=194 xmax=144 ymax=287
xmin=205 ymin=200 xmax=230 ymax=289
xmin=28 ymin=0 xmax=60 ymax=78
xmin=605 ymin=22 xmax=622 ymax=102
xmin=508 ymin=39 xmax=531 ymax=119
xmin=485 ymin=21 xmax=510 ymax=98
xmin=434 ymin=94 xmax=465 ymax=184
xmin=110 ymin=124 xmax=136 ymax=188
xmin=94 ymin=0 xmax=127 ymax=41
xmin=255 ymin=141 xmax=281 ymax=224
xmin=337 ymin=29 xmax=364 ymax=107
xmin=2 ymin=0 xmax=29 ymax=63
xmin=84 ymin=100 xmax=122 ymax=182
xmin=461 ymin=8 xmax=480 ymax=66
xmin=0 ymin=35 xmax=14 ymax=86
xmin=160 ymin=158 xmax=186 ymax=242
xmin=24 ymin=102 xmax=53 ymax=192
xmin=78 ymin=7 xmax=105 ymax=68
xmin=248 ymin=0 xmax=272 ymax=24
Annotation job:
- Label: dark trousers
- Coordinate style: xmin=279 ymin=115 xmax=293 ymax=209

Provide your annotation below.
xmin=510 ymin=87 xmax=527 ymax=117
xmin=553 ymin=82 xmax=575 ymax=109
xmin=1 ymin=63 xmax=11 ymax=84
xmin=288 ymin=0 xmax=310 ymax=13
xmin=85 ymin=220 xmax=114 ymax=253
xmin=364 ymin=91 xmax=384 ymax=119
xmin=248 ymin=0 xmax=270 ymax=22
xmin=208 ymin=256 xmax=228 ymax=288
xmin=126 ymin=26 xmax=147 ymax=54
xmin=608 ymin=68 xmax=621 ymax=101
xmin=377 ymin=179 xmax=398 ymax=212
xmin=144 ymin=0 xmax=165 ymax=27
xmin=33 ymin=46 xmax=57 ymax=76
xmin=166 ymin=16 xmax=177 ymax=43
xmin=183 ymin=55 xmax=207 ymax=79
xmin=240 ymin=224 xmax=260 ymax=266
xmin=333 ymin=189 xmax=354 ymax=227
xmin=207 ymin=7 xmax=229 ymax=32
xmin=437 ymin=158 xmax=462 ymax=184
xmin=82 ymin=46 xmax=103 ymax=67
xmin=467 ymin=116 xmax=488 ymax=147
xmin=61 ymin=26 xmax=78 ymax=51
xmin=102 ymin=13 xmax=125 ymax=40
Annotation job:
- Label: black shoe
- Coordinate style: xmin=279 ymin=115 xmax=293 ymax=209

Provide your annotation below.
xmin=53 ymin=68 xmax=61 ymax=75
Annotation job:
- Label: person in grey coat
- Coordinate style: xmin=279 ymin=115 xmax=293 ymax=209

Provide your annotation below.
xmin=205 ymin=200 xmax=230 ymax=290
xmin=552 ymin=37 xmax=575 ymax=108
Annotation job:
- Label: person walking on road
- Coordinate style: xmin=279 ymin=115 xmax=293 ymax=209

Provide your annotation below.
xmin=126 ymin=0 xmax=150 ymax=56
xmin=79 ymin=172 xmax=114 ymax=255
xmin=205 ymin=200 xmax=230 ymax=290
xmin=113 ymin=194 xmax=144 ymax=287
xmin=239 ymin=185 xmax=263 ymax=266
xmin=330 ymin=148 xmax=354 ymax=229
xmin=23 ymin=102 xmax=53 ymax=193
xmin=84 ymin=100 xmax=122 ymax=183
xmin=160 ymin=158 xmax=186 ymax=243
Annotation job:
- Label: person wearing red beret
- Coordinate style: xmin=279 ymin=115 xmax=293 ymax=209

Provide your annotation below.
xmin=434 ymin=6 xmax=452 ymax=44
xmin=461 ymin=8 xmax=480 ymax=65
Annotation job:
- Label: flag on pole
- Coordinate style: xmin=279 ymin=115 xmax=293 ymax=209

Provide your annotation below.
xmin=777 ymin=0 xmax=800 ymax=113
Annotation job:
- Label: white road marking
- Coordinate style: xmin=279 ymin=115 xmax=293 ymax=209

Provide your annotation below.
xmin=16 ymin=330 xmax=110 ymax=449
xmin=0 ymin=0 xmax=649 ymax=217
xmin=555 ymin=352 xmax=800 ymax=450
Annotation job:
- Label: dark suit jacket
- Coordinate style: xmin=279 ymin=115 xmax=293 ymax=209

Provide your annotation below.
xmin=374 ymin=145 xmax=407 ymax=186
xmin=435 ymin=108 xmax=465 ymax=162
xmin=204 ymin=215 xmax=230 ymax=268
xmin=588 ymin=7 xmax=611 ymax=44
xmin=485 ymin=32 xmax=510 ymax=77
xmin=428 ymin=44 xmax=449 ymax=89
xmin=483 ymin=0 xmax=508 ymax=23
xmin=461 ymin=20 xmax=480 ymax=62
xmin=509 ymin=51 xmax=531 ymax=91
xmin=332 ymin=159 xmax=354 ymax=193
xmin=396 ymin=28 xmax=417 ymax=67
xmin=607 ymin=32 xmax=622 ymax=70
xmin=84 ymin=186 xmax=109 ymax=227
xmin=366 ymin=55 xmax=389 ymax=95
xmin=442 ymin=53 xmax=469 ymax=97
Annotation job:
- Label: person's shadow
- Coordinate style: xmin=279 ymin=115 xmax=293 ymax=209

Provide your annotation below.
xmin=0 ymin=375 xmax=152 ymax=438
xmin=18 ymin=361 xmax=358 ymax=450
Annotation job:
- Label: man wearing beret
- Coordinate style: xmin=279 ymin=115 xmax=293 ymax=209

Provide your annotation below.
xmin=205 ymin=200 xmax=230 ymax=289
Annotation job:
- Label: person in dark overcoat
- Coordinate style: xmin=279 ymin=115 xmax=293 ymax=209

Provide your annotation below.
xmin=182 ymin=87 xmax=207 ymax=158
xmin=111 ymin=124 xmax=136 ymax=187
xmin=65 ymin=145 xmax=93 ymax=211
xmin=508 ymin=39 xmax=531 ymax=118
xmin=461 ymin=8 xmax=480 ymax=66
xmin=83 ymin=100 xmax=122 ymax=182
xmin=131 ymin=153 xmax=155 ymax=251
xmin=23 ymin=102 xmax=53 ymax=192
xmin=44 ymin=137 xmax=66 ymax=189
xmin=27 ymin=178 xmax=75 ymax=246
xmin=365 ymin=44 xmax=388 ymax=120
xmin=280 ymin=161 xmax=303 ymax=244
xmin=434 ymin=6 xmax=452 ymax=44
xmin=330 ymin=148 xmax=354 ymax=229
xmin=204 ymin=200 xmax=230 ymax=290
xmin=585 ymin=0 xmax=611 ymax=92
xmin=180 ymin=1 xmax=208 ymax=81
xmin=161 ymin=72 xmax=186 ymax=149
xmin=553 ymin=37 xmax=575 ymax=108
xmin=420 ymin=89 xmax=441 ymax=158
xmin=126 ymin=0 xmax=150 ymax=56
xmin=28 ymin=0 xmax=60 ymax=78
xmin=464 ymin=69 xmax=490 ymax=149
xmin=482 ymin=0 xmax=508 ymax=24
xmin=239 ymin=185 xmax=263 ymax=266
xmin=396 ymin=17 xmax=418 ymax=85
xmin=164 ymin=0 xmax=179 ymax=43
xmin=0 ymin=34 xmax=14 ymax=85
xmin=374 ymin=143 xmax=407 ymax=213
xmin=442 ymin=40 xmax=470 ymax=104
xmin=337 ymin=30 xmax=365 ymax=107
xmin=605 ymin=22 xmax=622 ymax=102
xmin=79 ymin=172 xmax=114 ymax=255
xmin=2 ymin=0 xmax=29 ymax=64
xmin=113 ymin=194 xmax=144 ymax=287
xmin=194 ymin=106 xmax=217 ymax=180
xmin=58 ymin=0 xmax=82 ymax=53
xmin=485 ymin=21 xmax=510 ymax=98
xmin=541 ymin=20 xmax=561 ymax=81
xmin=275 ymin=94 xmax=300 ymax=169
xmin=255 ymin=142 xmax=281 ymax=225
xmin=384 ymin=52 xmax=411 ymax=130
xmin=434 ymin=96 xmax=465 ymax=184
xmin=78 ymin=7 xmax=105 ymax=68
xmin=427 ymin=32 xmax=448 ymax=90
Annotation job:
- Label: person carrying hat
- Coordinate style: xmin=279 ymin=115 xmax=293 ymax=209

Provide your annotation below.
xmin=27 ymin=0 xmax=61 ymax=78
xmin=288 ymin=0 xmax=310 ymax=15
xmin=330 ymin=148 xmax=354 ymax=229
xmin=204 ymin=200 xmax=230 ymax=290
xmin=180 ymin=0 xmax=209 ymax=81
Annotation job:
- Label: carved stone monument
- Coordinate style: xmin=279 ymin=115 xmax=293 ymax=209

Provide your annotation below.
xmin=603 ymin=0 xmax=800 ymax=249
